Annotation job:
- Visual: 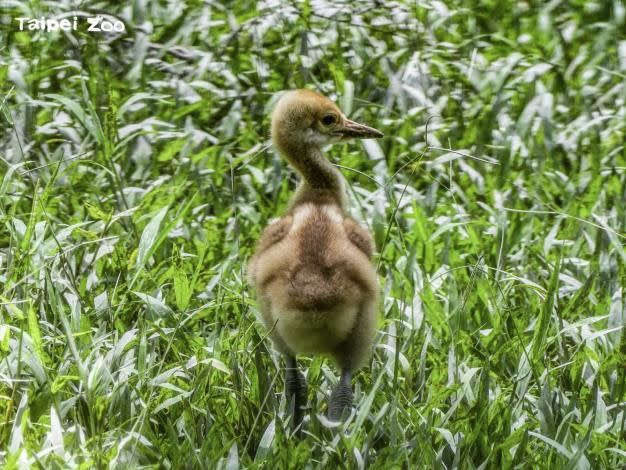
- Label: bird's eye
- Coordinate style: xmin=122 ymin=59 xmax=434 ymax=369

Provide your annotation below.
xmin=321 ymin=114 xmax=338 ymax=126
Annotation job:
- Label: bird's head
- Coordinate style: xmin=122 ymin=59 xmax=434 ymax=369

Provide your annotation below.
xmin=271 ymin=89 xmax=383 ymax=154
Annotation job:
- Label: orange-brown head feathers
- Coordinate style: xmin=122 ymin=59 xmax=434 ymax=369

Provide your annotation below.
xmin=271 ymin=89 xmax=383 ymax=155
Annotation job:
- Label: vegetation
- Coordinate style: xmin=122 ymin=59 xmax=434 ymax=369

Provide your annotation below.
xmin=1 ymin=0 xmax=625 ymax=467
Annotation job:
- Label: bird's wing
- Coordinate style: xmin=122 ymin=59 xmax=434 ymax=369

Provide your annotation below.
xmin=343 ymin=218 xmax=374 ymax=259
xmin=247 ymin=215 xmax=294 ymax=286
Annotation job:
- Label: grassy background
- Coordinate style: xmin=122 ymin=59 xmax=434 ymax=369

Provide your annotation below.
xmin=1 ymin=0 xmax=625 ymax=468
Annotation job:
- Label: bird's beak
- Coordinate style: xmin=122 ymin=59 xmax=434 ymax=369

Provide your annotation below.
xmin=336 ymin=119 xmax=384 ymax=139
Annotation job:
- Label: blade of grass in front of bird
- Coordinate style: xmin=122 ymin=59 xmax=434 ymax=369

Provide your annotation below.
xmin=531 ymin=251 xmax=561 ymax=364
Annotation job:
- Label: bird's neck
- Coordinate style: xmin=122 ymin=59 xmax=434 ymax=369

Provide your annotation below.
xmin=282 ymin=141 xmax=347 ymax=210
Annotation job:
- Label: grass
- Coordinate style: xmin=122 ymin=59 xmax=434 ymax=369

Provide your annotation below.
xmin=1 ymin=0 xmax=625 ymax=468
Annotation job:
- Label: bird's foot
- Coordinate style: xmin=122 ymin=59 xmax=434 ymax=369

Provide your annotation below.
xmin=328 ymin=369 xmax=352 ymax=421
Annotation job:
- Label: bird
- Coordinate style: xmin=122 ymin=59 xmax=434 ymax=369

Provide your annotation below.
xmin=247 ymin=89 xmax=382 ymax=429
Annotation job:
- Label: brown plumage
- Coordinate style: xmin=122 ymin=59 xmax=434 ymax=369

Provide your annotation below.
xmin=247 ymin=89 xmax=383 ymax=426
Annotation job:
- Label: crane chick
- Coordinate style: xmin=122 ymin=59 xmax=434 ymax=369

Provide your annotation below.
xmin=247 ymin=89 xmax=382 ymax=428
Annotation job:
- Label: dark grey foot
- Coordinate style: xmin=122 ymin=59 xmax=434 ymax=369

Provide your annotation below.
xmin=328 ymin=369 xmax=353 ymax=421
xmin=285 ymin=357 xmax=307 ymax=433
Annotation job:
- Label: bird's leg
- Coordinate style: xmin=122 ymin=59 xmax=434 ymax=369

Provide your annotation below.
xmin=328 ymin=369 xmax=353 ymax=421
xmin=285 ymin=356 xmax=307 ymax=432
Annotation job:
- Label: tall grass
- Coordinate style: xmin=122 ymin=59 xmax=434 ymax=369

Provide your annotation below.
xmin=1 ymin=0 xmax=625 ymax=467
